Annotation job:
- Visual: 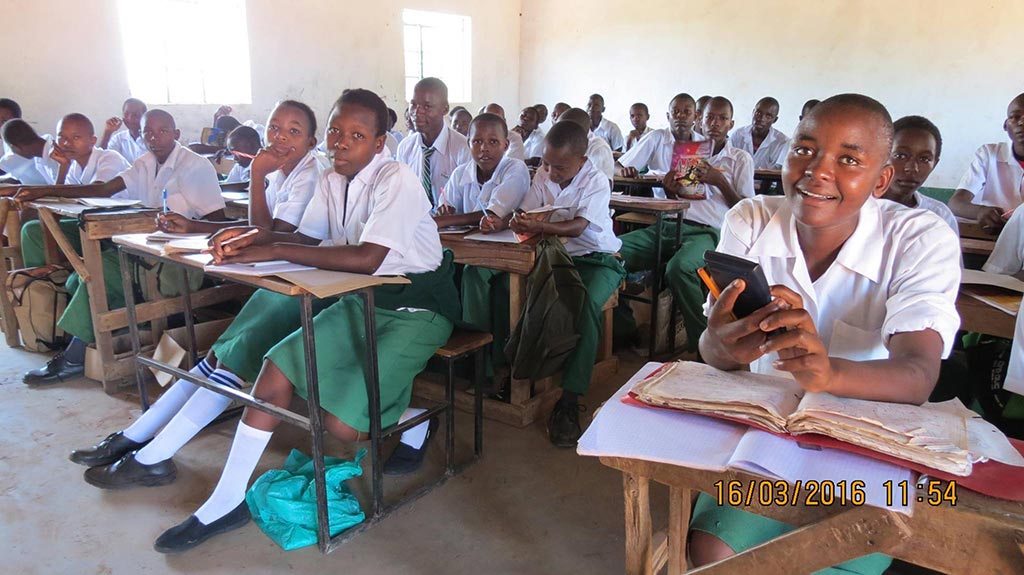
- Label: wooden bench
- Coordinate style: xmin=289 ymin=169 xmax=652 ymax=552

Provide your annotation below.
xmin=427 ymin=327 xmax=491 ymax=460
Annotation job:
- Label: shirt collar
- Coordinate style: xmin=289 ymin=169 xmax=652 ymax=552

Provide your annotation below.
xmin=747 ymin=196 xmax=884 ymax=283
xmin=421 ymin=123 xmax=450 ymax=153
xmin=159 ymin=142 xmax=184 ymax=170
xmin=351 ymin=150 xmax=390 ymax=187
xmin=997 ymin=141 xmax=1017 ymax=163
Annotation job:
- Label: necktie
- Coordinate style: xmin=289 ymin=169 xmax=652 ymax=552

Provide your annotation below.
xmin=421 ymin=145 xmax=436 ymax=206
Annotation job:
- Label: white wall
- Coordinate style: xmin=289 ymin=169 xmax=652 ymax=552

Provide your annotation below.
xmin=0 ymin=0 xmax=521 ymax=146
xmin=519 ymin=0 xmax=1024 ymax=188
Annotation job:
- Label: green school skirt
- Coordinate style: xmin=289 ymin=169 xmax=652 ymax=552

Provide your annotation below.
xmin=690 ymin=493 xmax=892 ymax=574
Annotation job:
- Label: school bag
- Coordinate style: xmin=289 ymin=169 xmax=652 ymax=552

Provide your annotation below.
xmin=5 ymin=264 xmax=71 ymax=352
xmin=504 ymin=237 xmax=587 ymax=381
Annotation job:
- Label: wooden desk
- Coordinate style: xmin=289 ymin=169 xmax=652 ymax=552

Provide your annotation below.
xmin=958 ymin=218 xmax=1000 ymax=241
xmin=961 ymin=237 xmax=997 ymax=256
xmin=0 ymin=199 xmax=25 ymax=345
xmin=601 ymin=455 xmax=1024 ymax=575
xmin=614 ymin=175 xmax=662 ymax=197
xmin=957 ymin=284 xmax=1019 ymax=339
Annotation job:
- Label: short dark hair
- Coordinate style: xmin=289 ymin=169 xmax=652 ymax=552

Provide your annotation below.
xmin=893 ymin=115 xmax=943 ymax=160
xmin=533 ymin=103 xmax=548 ymax=113
xmin=415 ymin=77 xmax=449 ymax=105
xmin=801 ymin=99 xmax=820 ymax=117
xmin=335 ymin=89 xmax=389 ymax=137
xmin=757 ymin=96 xmax=780 ymax=111
xmin=707 ymin=96 xmax=734 ymax=118
xmin=696 ymin=95 xmax=711 ymax=108
xmin=215 ymin=115 xmax=241 ymax=132
xmin=387 ymin=107 xmax=398 ymax=126
xmin=144 ymin=109 xmax=176 ymax=129
xmin=1 ymin=119 xmax=41 ymax=146
xmin=278 ymin=99 xmax=317 ymax=137
xmin=470 ymin=112 xmax=508 ymax=138
xmin=0 ymin=98 xmax=22 ymax=119
xmin=123 ymin=98 xmax=147 ymax=112
xmin=588 ymin=93 xmax=604 ymax=106
xmin=630 ymin=103 xmax=649 ymax=115
xmin=61 ymin=113 xmax=95 ymax=135
xmin=808 ymin=94 xmax=893 ymax=149
xmin=545 ymin=121 xmax=588 ymax=157
xmin=227 ymin=125 xmax=262 ymax=148
xmin=558 ymin=108 xmax=591 ymax=132
xmin=671 ymin=93 xmax=696 ymax=108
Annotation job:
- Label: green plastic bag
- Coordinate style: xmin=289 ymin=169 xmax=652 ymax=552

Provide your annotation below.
xmin=245 ymin=448 xmax=367 ymax=550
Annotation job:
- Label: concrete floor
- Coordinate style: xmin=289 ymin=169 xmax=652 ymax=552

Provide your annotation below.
xmin=1 ymin=344 xmax=665 ymax=574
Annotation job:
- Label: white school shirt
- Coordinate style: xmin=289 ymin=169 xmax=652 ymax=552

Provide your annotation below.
xmin=911 ymin=191 xmax=959 ymax=236
xmin=506 ymin=130 xmax=527 ymax=161
xmin=709 ymin=195 xmax=961 ymax=377
xmin=445 ymin=155 xmax=530 ymax=218
xmin=521 ymin=158 xmax=622 ymax=256
xmin=522 ymin=128 xmax=545 ymax=159
xmin=224 ymin=162 xmax=250 ymax=184
xmin=263 ymin=150 xmax=322 ymax=227
xmin=618 ymin=128 xmax=710 ymax=199
xmin=982 ymin=207 xmax=1024 ymax=395
xmin=684 ymin=141 xmax=755 ymax=228
xmin=389 ymin=129 xmax=405 ymax=143
xmin=66 ymin=148 xmax=130 ymax=185
xmin=624 ymin=126 xmax=653 ymax=152
xmin=957 ymin=142 xmax=1024 ymax=211
xmin=298 ymin=152 xmax=442 ymax=276
xmin=107 ymin=129 xmax=148 ymax=163
xmin=729 ymin=124 xmax=790 ymax=170
xmin=0 ymin=135 xmax=59 ymax=185
xmin=396 ymin=123 xmax=472 ymax=206
xmin=385 ymin=132 xmax=399 ymax=159
xmin=115 ymin=142 xmax=225 ymax=219
xmin=593 ymin=117 xmax=625 ymax=151
xmin=587 ymin=132 xmax=615 ymax=180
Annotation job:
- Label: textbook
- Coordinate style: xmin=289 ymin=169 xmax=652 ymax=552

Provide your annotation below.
xmin=960 ymin=269 xmax=1024 ymax=315
xmin=203 ymin=260 xmax=316 ymax=277
xmin=670 ymin=140 xmax=714 ymax=199
xmin=629 ymin=361 xmax=1024 ymax=477
xmin=160 ymin=236 xmax=211 ymax=255
xmin=34 ymin=197 xmax=142 ymax=208
xmin=147 ymin=231 xmax=206 ymax=243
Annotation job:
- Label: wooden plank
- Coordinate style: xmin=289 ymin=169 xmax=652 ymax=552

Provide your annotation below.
xmin=959 ymin=218 xmax=999 ymax=241
xmin=616 ymin=212 xmax=657 ymax=227
xmin=623 ymin=472 xmax=654 ymax=575
xmin=650 ymin=529 xmax=669 ymax=574
xmin=80 ymin=231 xmax=118 ymax=393
xmin=37 ymin=208 xmax=89 ymax=280
xmin=668 ymin=486 xmax=690 ymax=575
xmin=610 ymin=196 xmax=690 ymax=213
xmin=412 ymin=373 xmax=562 ymax=428
xmin=957 ymin=290 xmax=1016 ymax=339
xmin=441 ymin=234 xmax=537 ymax=276
xmin=82 ymin=212 xmax=158 ymax=240
xmin=0 ymin=200 xmax=22 ymax=346
xmin=508 ymin=273 xmax=526 ymax=331
xmin=96 ymin=283 xmax=252 ymax=332
xmin=961 ymin=237 xmax=996 ymax=256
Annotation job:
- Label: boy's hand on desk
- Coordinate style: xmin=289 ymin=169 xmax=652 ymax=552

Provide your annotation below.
xmin=978 ymin=207 xmax=1005 ymax=232
xmin=104 ymin=117 xmax=122 ymax=135
xmin=510 ymin=212 xmax=543 ymax=235
xmin=619 ymin=166 xmax=639 ymax=179
xmin=757 ymin=285 xmax=833 ymax=392
xmin=435 ymin=204 xmax=456 ymax=216
xmin=13 ymin=187 xmax=49 ymax=205
xmin=208 ymin=226 xmax=265 ymax=262
xmin=156 ymin=212 xmax=194 ymax=233
xmin=217 ymin=243 xmax=276 ymax=264
xmin=480 ymin=213 xmax=505 ymax=232
xmin=705 ymin=279 xmax=791 ymax=365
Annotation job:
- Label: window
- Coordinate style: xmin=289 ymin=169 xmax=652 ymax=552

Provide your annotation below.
xmin=117 ymin=0 xmax=253 ymax=105
xmin=403 ymin=9 xmax=472 ymax=103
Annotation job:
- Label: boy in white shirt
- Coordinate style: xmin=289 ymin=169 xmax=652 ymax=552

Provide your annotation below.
xmin=533 ymin=103 xmax=549 ymax=132
xmin=623 ymin=102 xmax=652 ymax=153
xmin=0 ymin=98 xmax=27 ymax=182
xmin=551 ymin=102 xmax=570 ymax=124
xmin=51 ymin=114 xmax=131 ymax=186
xmin=0 ymin=119 xmax=59 ymax=186
xmin=70 ymin=101 xmax=326 ymax=493
xmin=17 ymin=109 xmax=226 ymax=385
xmin=949 ymin=92 xmax=1024 ymax=232
xmin=617 ymin=96 xmax=754 ymax=351
xmin=982 ymin=206 xmax=1024 ymax=400
xmin=691 ymin=94 xmax=960 ymax=575
xmin=587 ymin=93 xmax=625 ymax=152
xmin=729 ymin=96 xmax=790 ymax=170
xmin=694 ymin=96 xmax=711 ymax=136
xmin=483 ymin=103 xmax=527 ymax=161
xmin=149 ymin=89 xmax=459 ymax=553
xmin=397 ymin=77 xmax=472 ymax=210
xmin=880 ymin=115 xmax=958 ymax=235
xmin=510 ymin=121 xmax=626 ymax=448
xmin=513 ymin=106 xmax=545 ymax=165
xmin=100 ymin=98 xmax=148 ymax=163
xmin=559 ymin=108 xmax=615 ymax=180
xmin=450 ymin=108 xmax=472 ymax=138
xmin=221 ymin=126 xmax=262 ymax=185
xmin=387 ymin=108 xmax=404 ymax=143
xmin=616 ymin=93 xmax=707 ymax=197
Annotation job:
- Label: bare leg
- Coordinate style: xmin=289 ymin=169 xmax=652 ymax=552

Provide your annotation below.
xmin=688 ymin=530 xmax=735 ymax=567
xmin=241 ymin=360 xmax=295 ymax=431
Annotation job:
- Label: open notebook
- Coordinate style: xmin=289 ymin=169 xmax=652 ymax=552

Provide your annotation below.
xmin=630 ymin=361 xmax=1024 ymax=477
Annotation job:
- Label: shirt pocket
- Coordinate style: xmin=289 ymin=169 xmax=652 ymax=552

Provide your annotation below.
xmin=166 ymin=191 xmax=192 ymax=218
xmin=828 ymin=319 xmax=886 ymax=362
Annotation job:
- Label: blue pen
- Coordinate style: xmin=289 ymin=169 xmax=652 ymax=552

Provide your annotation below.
xmin=162 ymin=189 xmax=168 ymax=213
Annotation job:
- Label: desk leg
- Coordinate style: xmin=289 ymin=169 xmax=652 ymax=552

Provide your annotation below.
xmin=508 ymin=273 xmax=526 ymax=332
xmin=81 ymin=231 xmax=118 ymax=393
xmin=118 ymin=248 xmax=151 ymax=410
xmin=668 ymin=486 xmax=690 ymax=575
xmin=361 ymin=289 xmax=384 ymax=520
xmin=0 ymin=201 xmax=21 ymax=346
xmin=650 ymin=215 xmax=663 ymax=360
xmin=298 ymin=293 xmax=331 ymax=554
xmin=179 ymin=267 xmax=197 ymax=368
xmin=624 ymin=472 xmax=654 ymax=575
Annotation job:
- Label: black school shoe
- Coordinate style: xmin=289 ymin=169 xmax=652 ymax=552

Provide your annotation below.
xmin=23 ymin=351 xmax=84 ymax=385
xmin=383 ymin=417 xmax=439 ymax=475
xmin=547 ymin=402 xmax=586 ymax=448
xmin=154 ymin=502 xmax=251 ymax=554
xmin=83 ymin=451 xmax=177 ymax=489
xmin=70 ymin=431 xmax=149 ymax=467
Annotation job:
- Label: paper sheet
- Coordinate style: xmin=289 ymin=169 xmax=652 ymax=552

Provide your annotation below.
xmin=464 ymin=229 xmax=521 ymax=243
xmin=926 ymin=399 xmax=1024 ymax=467
xmin=277 ymin=270 xmax=409 ymax=299
xmin=961 ymin=269 xmax=1024 ymax=293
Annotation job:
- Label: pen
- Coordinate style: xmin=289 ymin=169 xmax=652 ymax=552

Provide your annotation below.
xmin=162 ymin=189 xmax=168 ymax=214
xmin=697 ymin=267 xmax=721 ymax=299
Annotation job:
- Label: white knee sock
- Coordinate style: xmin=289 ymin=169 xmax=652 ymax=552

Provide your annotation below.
xmin=194 ymin=421 xmax=272 ymax=525
xmin=133 ymin=387 xmax=234 ymax=465
xmin=122 ymin=359 xmax=213 ymax=443
xmin=398 ymin=407 xmax=429 ymax=449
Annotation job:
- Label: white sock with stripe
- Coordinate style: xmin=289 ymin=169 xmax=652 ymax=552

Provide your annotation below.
xmin=194 ymin=421 xmax=272 ymax=525
xmin=122 ymin=359 xmax=213 ymax=443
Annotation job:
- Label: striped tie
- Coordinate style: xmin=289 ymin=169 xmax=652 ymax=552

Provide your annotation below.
xmin=421 ymin=145 xmax=436 ymax=206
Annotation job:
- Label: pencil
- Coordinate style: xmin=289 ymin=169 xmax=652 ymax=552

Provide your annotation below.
xmin=697 ymin=267 xmax=721 ymax=299
xmin=232 ymin=151 xmax=257 ymax=160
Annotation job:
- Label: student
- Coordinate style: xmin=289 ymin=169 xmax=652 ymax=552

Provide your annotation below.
xmin=616 ymin=93 xmax=706 ymax=195
xmin=397 ymin=77 xmax=472 ymax=209
xmin=483 ymin=103 xmax=526 ymax=161
xmin=70 ymin=102 xmax=323 ymax=489
xmin=100 ymin=98 xmax=148 ymax=163
xmin=0 ymin=119 xmax=60 ymax=186
xmin=690 ymin=94 xmax=960 ymax=575
xmin=729 ymin=96 xmax=790 ymax=170
xmin=149 ymin=89 xmax=458 ymax=553
xmin=513 ymin=106 xmax=544 ymax=164
xmin=800 ymin=98 xmax=820 ymax=121
xmin=387 ymin=107 xmax=404 ymax=143
xmin=983 ymin=208 xmax=1024 ymax=399
xmin=450 ymin=108 xmax=472 ymax=138
xmin=587 ymin=93 xmax=625 ymax=152
xmin=558 ymin=108 xmax=615 ymax=180
xmin=158 ymin=100 xmax=321 ymax=235
xmin=948 ymin=93 xmax=1024 ymax=232
xmin=189 ymin=115 xmax=242 ymax=155
xmin=221 ymin=126 xmax=262 ymax=184
xmin=509 ymin=121 xmax=625 ymax=447
xmin=49 ymin=113 xmax=130 ymax=186
xmin=0 ymin=98 xmax=23 ymax=178
xmin=881 ymin=115 xmax=958 ymax=234
xmin=551 ymin=102 xmax=570 ymax=124
xmin=624 ymin=102 xmax=651 ymax=153
xmin=404 ymin=106 xmax=415 ymax=133
xmin=16 ymin=109 xmax=226 ymax=384
xmin=694 ymin=95 xmax=711 ymax=136
xmin=617 ymin=96 xmax=754 ymax=352
xmin=533 ymin=103 xmax=549 ymax=131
